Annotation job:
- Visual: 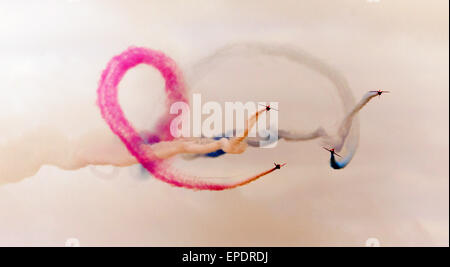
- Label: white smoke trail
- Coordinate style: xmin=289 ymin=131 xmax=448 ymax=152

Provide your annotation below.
xmin=187 ymin=42 xmax=361 ymax=154
xmin=0 ymin=109 xmax=264 ymax=185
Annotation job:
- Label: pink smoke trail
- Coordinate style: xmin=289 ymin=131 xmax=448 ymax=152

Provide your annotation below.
xmin=97 ymin=47 xmax=280 ymax=190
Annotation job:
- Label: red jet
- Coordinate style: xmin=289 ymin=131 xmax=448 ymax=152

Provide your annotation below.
xmin=323 ymin=147 xmax=342 ymax=158
xmin=273 ymin=162 xmax=287 ymax=169
xmin=370 ymin=89 xmax=390 ymax=97
xmin=259 ymin=104 xmax=278 ymax=111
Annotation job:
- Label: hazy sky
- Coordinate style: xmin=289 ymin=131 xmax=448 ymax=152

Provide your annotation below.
xmin=0 ymin=0 xmax=448 ymax=246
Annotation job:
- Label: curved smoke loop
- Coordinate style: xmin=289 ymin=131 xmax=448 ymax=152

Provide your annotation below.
xmin=0 ymin=43 xmax=377 ymax=188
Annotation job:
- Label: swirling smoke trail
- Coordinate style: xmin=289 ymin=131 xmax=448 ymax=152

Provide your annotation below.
xmin=97 ymin=46 xmax=281 ymax=190
xmin=0 ymin=46 xmax=278 ymax=187
xmin=0 ymin=43 xmax=374 ymax=186
xmin=187 ymin=43 xmax=367 ymax=169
